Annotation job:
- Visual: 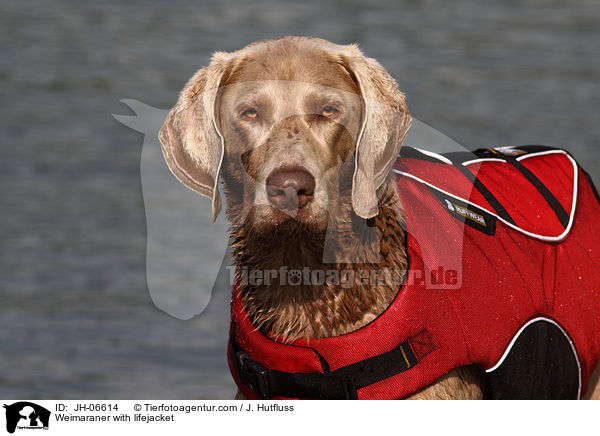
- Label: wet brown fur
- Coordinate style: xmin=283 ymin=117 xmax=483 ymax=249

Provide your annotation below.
xmin=227 ymin=177 xmax=406 ymax=340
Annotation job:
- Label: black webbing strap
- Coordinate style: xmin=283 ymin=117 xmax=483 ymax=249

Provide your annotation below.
xmin=470 ymin=148 xmax=570 ymax=229
xmin=230 ymin=339 xmax=419 ymax=400
xmin=447 ymin=156 xmax=517 ymax=226
xmin=505 ymin=157 xmax=570 ymax=228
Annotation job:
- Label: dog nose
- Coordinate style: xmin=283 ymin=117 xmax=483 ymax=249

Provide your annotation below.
xmin=266 ymin=167 xmax=315 ymax=210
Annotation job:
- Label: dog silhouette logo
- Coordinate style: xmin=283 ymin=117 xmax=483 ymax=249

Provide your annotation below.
xmin=3 ymin=402 xmax=50 ymax=434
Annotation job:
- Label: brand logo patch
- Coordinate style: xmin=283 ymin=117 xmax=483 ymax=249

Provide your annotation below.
xmin=430 ymin=189 xmax=497 ymax=235
xmin=444 ymin=199 xmax=487 ymax=226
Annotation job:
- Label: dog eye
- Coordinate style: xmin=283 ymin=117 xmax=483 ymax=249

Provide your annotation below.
xmin=241 ymin=108 xmax=258 ymax=119
xmin=321 ymin=106 xmax=339 ymax=117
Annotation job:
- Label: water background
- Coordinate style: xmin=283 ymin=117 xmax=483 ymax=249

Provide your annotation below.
xmin=1 ymin=0 xmax=599 ymax=398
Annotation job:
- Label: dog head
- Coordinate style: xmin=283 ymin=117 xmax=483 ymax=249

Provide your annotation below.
xmin=159 ymin=37 xmax=411 ymax=232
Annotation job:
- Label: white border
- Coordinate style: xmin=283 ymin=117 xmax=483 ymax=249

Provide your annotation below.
xmin=461 ymin=149 xmax=574 ymax=166
xmin=393 ymin=150 xmax=579 ymax=242
xmin=462 ymin=157 xmax=506 ymax=166
xmin=516 ymin=149 xmax=568 ymax=162
xmin=413 ymin=147 xmax=453 ymax=164
xmin=485 ymin=316 xmax=582 ymax=399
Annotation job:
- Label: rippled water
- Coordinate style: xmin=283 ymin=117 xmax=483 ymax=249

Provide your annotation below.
xmin=1 ymin=0 xmax=599 ymax=399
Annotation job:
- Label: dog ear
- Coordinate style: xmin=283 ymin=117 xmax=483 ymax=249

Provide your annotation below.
xmin=341 ymin=47 xmax=412 ymax=219
xmin=158 ymin=52 xmax=230 ymax=222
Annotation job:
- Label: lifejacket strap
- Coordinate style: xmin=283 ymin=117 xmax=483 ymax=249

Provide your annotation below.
xmin=230 ymin=337 xmax=425 ymax=400
xmin=503 ymin=156 xmax=570 ymax=228
xmin=447 ymin=156 xmax=517 ymax=226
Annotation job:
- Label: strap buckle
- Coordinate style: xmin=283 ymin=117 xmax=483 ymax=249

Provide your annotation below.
xmin=235 ymin=350 xmax=271 ymax=399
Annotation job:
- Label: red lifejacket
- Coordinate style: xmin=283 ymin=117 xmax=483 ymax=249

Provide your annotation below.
xmin=228 ymin=146 xmax=600 ymax=400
